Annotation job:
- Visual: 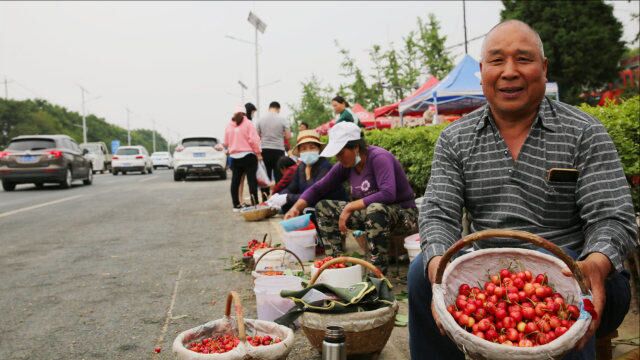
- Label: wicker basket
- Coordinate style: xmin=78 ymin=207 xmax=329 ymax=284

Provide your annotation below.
xmin=300 ymin=257 xmax=398 ymax=356
xmin=173 ymin=291 xmax=295 ymax=360
xmin=241 ymin=207 xmax=278 ymax=222
xmin=432 ymin=230 xmax=592 ymax=360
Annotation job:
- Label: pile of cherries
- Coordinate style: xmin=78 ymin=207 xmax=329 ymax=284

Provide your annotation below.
xmin=187 ymin=334 xmax=281 ymax=354
xmin=446 ymin=268 xmax=581 ymax=347
xmin=243 ymin=239 xmax=269 ymax=258
xmin=314 ymin=256 xmax=350 ymax=269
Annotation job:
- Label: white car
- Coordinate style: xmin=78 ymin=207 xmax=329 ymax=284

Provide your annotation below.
xmin=80 ymin=142 xmax=112 ymax=174
xmin=173 ymin=136 xmax=227 ymax=181
xmin=151 ymin=151 xmax=173 ymax=169
xmin=111 ymin=146 xmax=153 ymax=175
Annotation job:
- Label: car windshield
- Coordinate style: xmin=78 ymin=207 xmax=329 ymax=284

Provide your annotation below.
xmin=7 ymin=139 xmax=57 ymax=151
xmin=182 ymin=138 xmax=217 ymax=148
xmin=116 ymin=148 xmax=140 ymax=155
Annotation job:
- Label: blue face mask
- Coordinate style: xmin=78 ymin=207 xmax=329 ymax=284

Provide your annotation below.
xmin=300 ymin=151 xmax=320 ymax=165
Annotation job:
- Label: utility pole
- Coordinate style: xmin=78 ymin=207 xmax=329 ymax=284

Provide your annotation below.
xmin=3 ymin=77 xmax=11 ymax=99
xmin=151 ymin=118 xmax=156 ymax=153
xmin=126 ymin=107 xmax=131 ymax=146
xmin=248 ymin=12 xmax=267 ymax=118
xmin=79 ymin=86 xmax=89 ymax=144
xmin=462 ymin=0 xmax=468 ymax=55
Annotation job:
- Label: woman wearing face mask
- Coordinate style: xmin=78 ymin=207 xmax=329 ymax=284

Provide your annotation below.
xmin=277 ymin=130 xmax=347 ymax=214
xmin=284 ymin=122 xmax=417 ymax=272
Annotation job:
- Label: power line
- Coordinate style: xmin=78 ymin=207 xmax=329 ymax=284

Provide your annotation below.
xmin=445 ymin=33 xmax=487 ymax=51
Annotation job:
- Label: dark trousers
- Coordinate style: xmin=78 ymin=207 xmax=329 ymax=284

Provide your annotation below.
xmin=408 ymin=251 xmax=631 ymax=360
xmin=230 ymin=154 xmax=258 ymax=207
xmin=260 ymin=148 xmax=285 ymax=200
xmin=262 ymin=148 xmax=285 ymax=183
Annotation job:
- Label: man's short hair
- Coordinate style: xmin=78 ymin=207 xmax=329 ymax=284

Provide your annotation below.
xmin=269 ymin=101 xmax=281 ymax=110
xmin=480 ymin=19 xmax=545 ymax=60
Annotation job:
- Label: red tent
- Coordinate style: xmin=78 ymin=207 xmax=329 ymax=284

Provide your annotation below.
xmin=373 ymin=77 xmax=439 ymax=118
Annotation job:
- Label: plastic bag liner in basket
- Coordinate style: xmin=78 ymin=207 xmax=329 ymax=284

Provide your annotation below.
xmin=173 ymin=291 xmax=294 ymax=360
xmin=432 ymin=230 xmax=593 ymax=360
xmin=275 ymin=257 xmax=398 ymax=355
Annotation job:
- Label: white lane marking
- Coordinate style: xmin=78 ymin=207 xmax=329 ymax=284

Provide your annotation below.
xmin=0 ymin=195 xmax=83 ymax=219
xmin=154 ymin=269 xmax=183 ymax=353
xmin=138 ymin=176 xmax=158 ymax=183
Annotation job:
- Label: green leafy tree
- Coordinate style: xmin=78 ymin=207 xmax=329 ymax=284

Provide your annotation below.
xmin=501 ymin=0 xmax=626 ymax=104
xmin=383 ymin=46 xmax=405 ymax=101
xmin=368 ymin=44 xmax=387 ymax=108
xmin=289 ymin=75 xmax=334 ymax=132
xmin=415 ymin=14 xmax=453 ymax=79
xmin=335 ymin=40 xmax=375 ymax=108
xmin=0 ymin=98 xmax=166 ymax=152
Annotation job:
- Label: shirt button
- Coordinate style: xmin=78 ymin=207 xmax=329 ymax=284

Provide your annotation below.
xmin=508 ymin=169 xmax=513 ymax=174
xmin=504 ymin=150 xmax=509 ymax=156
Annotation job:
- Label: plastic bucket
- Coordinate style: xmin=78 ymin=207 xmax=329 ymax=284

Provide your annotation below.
xmin=254 ymin=275 xmax=303 ymax=322
xmin=309 ymin=264 xmax=363 ymax=288
xmin=283 ymin=229 xmax=317 ymax=262
xmin=253 ymin=248 xmax=293 ymax=271
xmin=404 ymin=233 xmax=421 ymax=262
xmin=280 ymin=214 xmax=311 ymax=232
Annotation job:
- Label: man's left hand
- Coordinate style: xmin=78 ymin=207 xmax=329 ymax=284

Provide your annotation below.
xmin=562 ymin=252 xmax=612 ymax=350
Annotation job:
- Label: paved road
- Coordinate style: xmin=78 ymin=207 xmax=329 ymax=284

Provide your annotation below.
xmin=0 ymin=170 xmax=305 ymax=359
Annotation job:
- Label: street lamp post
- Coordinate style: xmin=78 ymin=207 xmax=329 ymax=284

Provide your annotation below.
xmin=126 ymin=107 xmax=131 ymax=146
xmin=247 ymin=12 xmax=267 ymax=118
xmin=238 ymin=80 xmax=248 ymax=104
xmin=79 ymin=85 xmax=100 ymax=144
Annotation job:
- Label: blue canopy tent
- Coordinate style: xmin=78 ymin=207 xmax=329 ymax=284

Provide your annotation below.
xmin=399 ymin=55 xmax=560 ymax=124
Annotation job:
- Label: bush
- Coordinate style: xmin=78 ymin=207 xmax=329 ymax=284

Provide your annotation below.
xmin=365 ymin=97 xmax=639 ymax=210
xmin=366 ymin=124 xmax=447 ymax=196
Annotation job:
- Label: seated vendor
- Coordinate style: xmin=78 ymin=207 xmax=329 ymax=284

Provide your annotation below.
xmin=409 ymin=20 xmax=637 ymax=360
xmin=284 ymin=122 xmax=418 ymax=271
xmin=276 ymin=130 xmax=347 ymax=214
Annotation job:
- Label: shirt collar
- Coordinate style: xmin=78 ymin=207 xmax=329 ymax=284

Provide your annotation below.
xmin=475 ymin=97 xmax=559 ymax=133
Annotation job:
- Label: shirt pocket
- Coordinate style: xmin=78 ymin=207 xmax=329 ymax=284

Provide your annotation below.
xmin=544 ymin=180 xmax=577 ymax=210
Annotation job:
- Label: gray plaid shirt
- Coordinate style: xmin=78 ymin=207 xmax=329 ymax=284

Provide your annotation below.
xmin=420 ymin=97 xmax=638 ymax=273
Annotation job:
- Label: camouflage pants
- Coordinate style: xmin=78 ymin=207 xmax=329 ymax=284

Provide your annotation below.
xmin=315 ymin=200 xmax=418 ymax=271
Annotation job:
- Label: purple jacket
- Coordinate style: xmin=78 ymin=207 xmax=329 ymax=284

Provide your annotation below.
xmin=300 ymin=146 xmax=416 ymax=208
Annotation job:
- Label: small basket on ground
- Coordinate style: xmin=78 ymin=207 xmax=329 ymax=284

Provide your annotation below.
xmin=241 ymin=206 xmax=278 ymax=222
xmin=300 ymin=257 xmax=399 ymax=356
xmin=252 ymin=248 xmax=306 ymax=279
xmin=432 ymin=229 xmax=593 ymax=360
xmin=173 ymin=291 xmax=295 ymax=360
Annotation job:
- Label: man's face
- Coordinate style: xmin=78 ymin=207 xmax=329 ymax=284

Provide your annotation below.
xmin=480 ymin=23 xmax=548 ymax=119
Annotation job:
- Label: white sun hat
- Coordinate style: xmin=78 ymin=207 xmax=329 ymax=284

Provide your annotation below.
xmin=320 ymin=121 xmax=362 ymax=157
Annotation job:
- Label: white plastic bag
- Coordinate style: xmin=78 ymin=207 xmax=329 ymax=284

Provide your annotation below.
xmin=266 ymin=193 xmax=287 ymax=208
xmin=256 ymin=160 xmax=272 ymax=188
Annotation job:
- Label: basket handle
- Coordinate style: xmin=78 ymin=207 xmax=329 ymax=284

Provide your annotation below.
xmin=224 ymin=291 xmax=246 ymax=342
xmin=308 ymin=256 xmax=384 ymax=286
xmin=434 ymin=229 xmax=589 ymax=294
xmin=252 ymin=247 xmax=306 ymax=273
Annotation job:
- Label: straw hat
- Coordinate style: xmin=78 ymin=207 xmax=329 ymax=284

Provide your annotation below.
xmin=292 ymin=130 xmax=325 ymax=156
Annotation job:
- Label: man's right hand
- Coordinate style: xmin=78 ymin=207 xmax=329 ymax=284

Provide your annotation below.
xmin=427 ymin=256 xmax=445 ymax=335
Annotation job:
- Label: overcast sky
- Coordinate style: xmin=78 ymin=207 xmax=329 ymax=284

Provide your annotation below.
xmin=1 ymin=1 xmax=638 ymax=143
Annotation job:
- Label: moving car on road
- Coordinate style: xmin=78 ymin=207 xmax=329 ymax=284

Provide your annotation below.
xmin=80 ymin=142 xmax=112 ymax=174
xmin=0 ymin=134 xmax=93 ymax=191
xmin=173 ymin=136 xmax=227 ymax=181
xmin=151 ymin=151 xmax=173 ymax=169
xmin=111 ymin=146 xmax=153 ymax=175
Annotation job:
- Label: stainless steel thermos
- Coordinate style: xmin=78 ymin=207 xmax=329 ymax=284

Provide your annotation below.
xmin=322 ymin=326 xmax=346 ymax=360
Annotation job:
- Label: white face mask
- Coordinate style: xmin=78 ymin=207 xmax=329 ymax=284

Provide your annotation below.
xmin=300 ymin=150 xmax=320 ymax=165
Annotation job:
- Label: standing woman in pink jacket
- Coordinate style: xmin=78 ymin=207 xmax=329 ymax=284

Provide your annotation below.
xmin=223 ymin=106 xmax=262 ymax=210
